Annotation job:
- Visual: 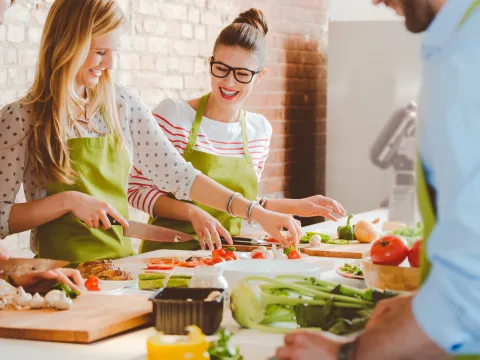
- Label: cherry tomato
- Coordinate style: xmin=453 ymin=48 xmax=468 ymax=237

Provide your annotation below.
xmin=224 ymin=250 xmax=237 ymax=260
xmin=212 ymin=257 xmax=226 ymax=264
xmin=370 ymin=235 xmax=409 ymax=266
xmin=201 ymin=259 xmax=214 ymax=266
xmin=266 ymin=236 xmax=280 ymax=243
xmin=287 ymin=250 xmax=301 ymax=260
xmin=224 ymin=256 xmax=235 ymax=261
xmin=252 ymin=252 xmax=266 ymax=259
xmin=408 ymin=239 xmax=422 ymax=268
xmin=212 ymin=249 xmax=226 ymax=259
xmin=184 ymin=260 xmax=201 ymax=268
xmin=84 ymin=276 xmax=101 ymax=291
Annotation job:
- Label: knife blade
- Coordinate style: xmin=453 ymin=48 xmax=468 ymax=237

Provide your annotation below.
xmin=0 ymin=258 xmax=70 ymax=276
xmin=108 ymin=215 xmax=194 ymax=242
xmin=221 ymin=237 xmax=273 ymax=246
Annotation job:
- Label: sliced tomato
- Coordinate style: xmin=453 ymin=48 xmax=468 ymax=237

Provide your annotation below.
xmin=287 ymin=250 xmax=302 ymax=260
xmin=224 ymin=250 xmax=237 ymax=260
xmin=252 ymin=252 xmax=266 ymax=259
xmin=185 ymin=260 xmax=201 ymax=268
xmin=201 ymin=258 xmax=214 ymax=266
xmin=212 ymin=257 xmax=226 ymax=264
xmin=212 ymin=249 xmax=226 ymax=259
xmin=224 ymin=256 xmax=234 ymax=261
xmin=147 ymin=263 xmax=176 ymax=270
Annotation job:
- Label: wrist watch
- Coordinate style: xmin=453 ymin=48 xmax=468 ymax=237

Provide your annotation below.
xmin=337 ymin=340 xmax=357 ymax=360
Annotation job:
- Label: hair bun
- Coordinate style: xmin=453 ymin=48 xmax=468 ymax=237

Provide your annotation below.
xmin=233 ymin=8 xmax=268 ymax=36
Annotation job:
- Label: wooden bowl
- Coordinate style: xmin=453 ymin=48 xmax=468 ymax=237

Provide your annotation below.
xmin=362 ymin=256 xmax=420 ymax=292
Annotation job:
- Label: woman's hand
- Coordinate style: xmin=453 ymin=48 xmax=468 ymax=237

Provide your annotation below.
xmin=253 ymin=207 xmax=302 ymax=248
xmin=68 ymin=191 xmax=129 ymax=230
xmin=291 ymin=195 xmax=346 ymax=220
xmin=10 ymin=268 xmax=83 ymax=293
xmin=188 ymin=207 xmax=232 ymax=250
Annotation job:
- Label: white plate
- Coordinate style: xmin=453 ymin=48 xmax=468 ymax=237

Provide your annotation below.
xmin=214 ymin=259 xmax=328 ymax=290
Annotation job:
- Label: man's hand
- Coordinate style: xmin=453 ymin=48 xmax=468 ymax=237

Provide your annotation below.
xmin=10 ymin=268 xmax=83 ymax=294
xmin=275 ymin=331 xmax=343 ymax=360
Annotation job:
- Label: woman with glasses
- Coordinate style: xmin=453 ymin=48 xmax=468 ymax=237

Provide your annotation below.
xmin=130 ymin=9 xmax=346 ymax=252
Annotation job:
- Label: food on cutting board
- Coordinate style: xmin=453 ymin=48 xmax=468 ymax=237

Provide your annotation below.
xmin=353 ymin=220 xmax=378 ymax=243
xmin=0 ymin=280 xmax=79 ymax=311
xmin=370 ymin=235 xmax=410 ymax=266
xmin=77 ymin=259 xmax=133 ymax=281
xmin=145 ymin=248 xmax=239 ymax=270
xmin=230 ymin=275 xmax=396 ymax=335
xmin=84 ymin=276 xmax=101 ymax=291
xmin=249 ymin=245 xmax=302 ymax=260
xmin=139 ymin=273 xmax=192 ymax=290
xmin=337 ymin=214 xmax=355 ymax=240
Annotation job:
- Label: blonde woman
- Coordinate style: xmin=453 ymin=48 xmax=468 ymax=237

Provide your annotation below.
xmin=129 ymin=9 xmax=345 ymax=252
xmin=0 ymin=0 xmax=301 ymax=266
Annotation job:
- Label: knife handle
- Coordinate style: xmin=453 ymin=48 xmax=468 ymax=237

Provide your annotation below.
xmin=107 ymin=215 xmax=120 ymax=226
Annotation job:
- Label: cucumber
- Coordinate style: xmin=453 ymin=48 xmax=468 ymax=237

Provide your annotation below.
xmin=328 ymin=239 xmax=349 ymax=245
xmin=139 ymin=273 xmax=192 ymax=281
xmin=138 ymin=278 xmax=191 ymax=290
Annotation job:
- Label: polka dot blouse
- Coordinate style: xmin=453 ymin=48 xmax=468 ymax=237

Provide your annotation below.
xmin=0 ymin=85 xmax=200 ymax=241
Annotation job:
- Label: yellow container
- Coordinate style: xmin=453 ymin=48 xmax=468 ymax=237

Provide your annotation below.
xmin=147 ymin=325 xmax=210 ymax=360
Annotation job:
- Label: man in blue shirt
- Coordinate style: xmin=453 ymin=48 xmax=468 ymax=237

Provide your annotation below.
xmin=275 ymin=0 xmax=480 ymax=359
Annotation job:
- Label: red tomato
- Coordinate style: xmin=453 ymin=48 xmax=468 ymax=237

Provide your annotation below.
xmin=408 ymin=240 xmax=422 ymax=268
xmin=212 ymin=257 xmax=226 ymax=264
xmin=224 ymin=251 xmax=237 ymax=260
xmin=266 ymin=237 xmax=280 ymax=243
xmin=252 ymin=252 xmax=266 ymax=259
xmin=370 ymin=235 xmax=409 ymax=266
xmin=287 ymin=250 xmax=301 ymax=260
xmin=147 ymin=263 xmax=175 ymax=270
xmin=85 ymin=276 xmax=101 ymax=291
xmin=201 ymin=259 xmax=214 ymax=266
xmin=224 ymin=256 xmax=234 ymax=261
xmin=212 ymin=249 xmax=226 ymax=259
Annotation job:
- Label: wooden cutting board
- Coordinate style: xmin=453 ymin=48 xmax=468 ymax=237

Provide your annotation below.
xmin=300 ymin=241 xmax=373 ymax=259
xmin=0 ymin=293 xmax=152 ymax=343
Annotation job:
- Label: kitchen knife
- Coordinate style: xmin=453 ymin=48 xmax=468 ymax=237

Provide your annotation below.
xmin=0 ymin=258 xmax=70 ymax=276
xmin=107 ymin=215 xmax=194 ymax=242
xmin=221 ymin=237 xmax=273 ymax=246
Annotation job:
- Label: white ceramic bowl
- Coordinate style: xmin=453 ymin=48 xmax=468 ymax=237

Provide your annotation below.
xmin=214 ymin=259 xmax=329 ymax=290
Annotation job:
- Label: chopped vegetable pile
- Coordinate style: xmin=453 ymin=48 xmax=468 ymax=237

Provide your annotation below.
xmin=208 ymin=328 xmax=244 ymax=360
xmin=230 ymin=275 xmax=396 ymax=335
xmin=339 ymin=263 xmax=364 ymax=277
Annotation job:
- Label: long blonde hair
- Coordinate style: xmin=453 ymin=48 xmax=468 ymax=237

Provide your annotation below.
xmin=27 ymin=0 xmax=125 ymax=185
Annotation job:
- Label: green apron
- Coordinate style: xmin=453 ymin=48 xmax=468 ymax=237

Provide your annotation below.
xmin=35 ymin=112 xmax=134 ymax=266
xmin=417 ymin=1 xmax=480 ymax=357
xmin=140 ymin=94 xmax=258 ymax=253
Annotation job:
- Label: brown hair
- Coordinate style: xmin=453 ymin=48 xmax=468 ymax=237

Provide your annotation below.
xmin=213 ymin=8 xmax=268 ymax=65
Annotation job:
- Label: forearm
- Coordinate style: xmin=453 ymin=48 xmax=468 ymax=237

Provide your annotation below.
xmin=152 ymin=195 xmax=199 ymax=222
xmin=263 ymin=198 xmax=296 ymax=215
xmin=8 ymin=192 xmax=73 ymax=235
xmin=190 ymin=174 xmax=265 ymax=221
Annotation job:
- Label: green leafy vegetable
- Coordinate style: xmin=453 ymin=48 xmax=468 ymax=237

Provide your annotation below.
xmin=391 ymin=222 xmax=424 ymax=245
xmin=300 ymin=232 xmax=331 ymax=244
xmin=52 ymin=283 xmax=80 ymax=299
xmin=339 ymin=263 xmax=364 ymax=276
xmin=208 ymin=328 xmax=243 ymax=360
xmin=229 ymin=275 xmax=389 ymax=335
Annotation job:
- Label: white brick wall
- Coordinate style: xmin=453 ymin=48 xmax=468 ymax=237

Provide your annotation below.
xmin=0 ymin=0 xmax=239 ymax=255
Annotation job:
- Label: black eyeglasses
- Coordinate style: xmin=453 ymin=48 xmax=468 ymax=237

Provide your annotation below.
xmin=210 ymin=57 xmax=261 ymax=84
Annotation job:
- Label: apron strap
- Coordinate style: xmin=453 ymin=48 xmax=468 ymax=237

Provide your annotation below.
xmin=185 ymin=94 xmax=209 ymax=154
xmin=186 ymin=93 xmax=253 ymax=163
xmin=240 ymin=110 xmax=253 ymax=164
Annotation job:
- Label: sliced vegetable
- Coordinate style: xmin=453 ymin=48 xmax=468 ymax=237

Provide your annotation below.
xmin=339 ymin=263 xmax=363 ymax=276
xmin=208 ymin=328 xmax=244 ymax=360
xmin=212 ymin=249 xmax=226 ymax=259
xmin=252 ymin=252 xmax=266 ymax=259
xmin=52 ymin=282 xmax=81 ymax=299
xmin=328 ymin=239 xmax=349 ymax=245
xmin=300 ymin=232 xmax=330 ymax=244
xmin=147 ymin=263 xmax=176 ymax=270
xmin=213 ymin=257 xmax=226 ymax=264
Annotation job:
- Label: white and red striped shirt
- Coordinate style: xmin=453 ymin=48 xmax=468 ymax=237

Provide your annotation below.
xmin=128 ymin=98 xmax=272 ymax=216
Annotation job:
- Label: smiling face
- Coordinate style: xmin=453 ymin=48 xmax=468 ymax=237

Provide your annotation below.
xmin=75 ymin=29 xmax=120 ymax=88
xmin=209 ymin=45 xmax=266 ymax=108
xmin=373 ymin=0 xmax=437 ymax=33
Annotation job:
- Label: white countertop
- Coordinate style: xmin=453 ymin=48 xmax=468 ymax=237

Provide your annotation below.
xmin=0 ymin=208 xmax=389 ymax=360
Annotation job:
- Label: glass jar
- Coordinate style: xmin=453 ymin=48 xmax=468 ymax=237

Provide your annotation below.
xmin=189 ymin=266 xmax=228 ymax=290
